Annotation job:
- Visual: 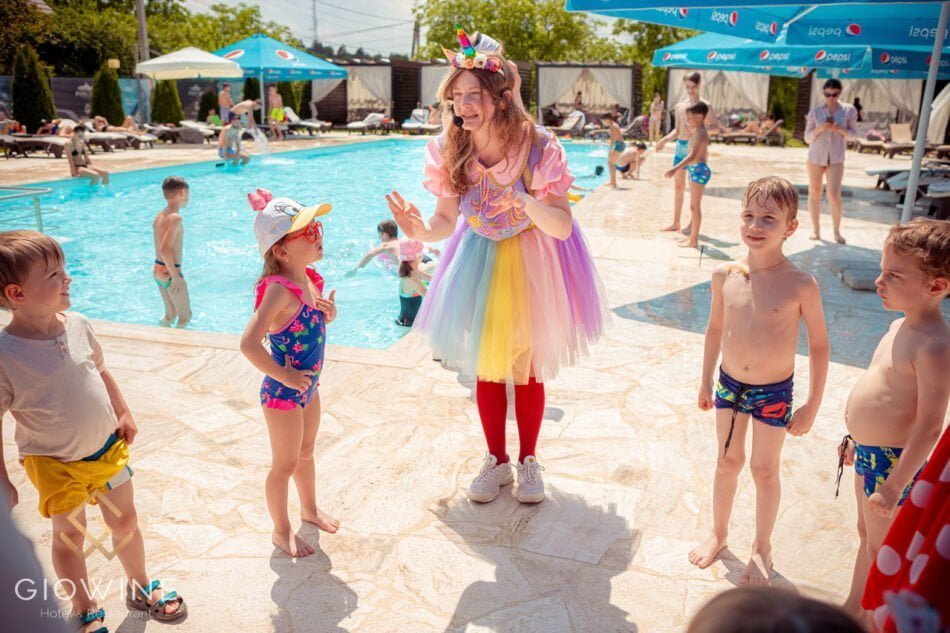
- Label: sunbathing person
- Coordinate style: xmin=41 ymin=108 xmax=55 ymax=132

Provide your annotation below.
xmin=107 ymin=116 xmax=148 ymax=135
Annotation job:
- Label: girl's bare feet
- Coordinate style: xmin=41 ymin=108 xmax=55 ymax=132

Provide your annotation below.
xmin=272 ymin=529 xmax=315 ymax=557
xmin=661 ymin=224 xmax=681 ymax=232
xmin=834 ymin=234 xmax=846 ymax=244
xmin=301 ymin=508 xmax=340 ymax=534
xmin=688 ymin=534 xmax=727 ymax=568
xmin=680 ymin=224 xmax=692 ymax=235
xmin=740 ymin=551 xmax=773 ymax=585
xmin=809 ymin=233 xmax=821 ymax=241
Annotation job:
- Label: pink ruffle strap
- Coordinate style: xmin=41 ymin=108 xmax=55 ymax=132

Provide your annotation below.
xmin=254 ymin=268 xmax=325 ymax=309
xmin=530 ymin=133 xmax=575 ymax=200
xmin=422 ymin=137 xmax=456 ymax=198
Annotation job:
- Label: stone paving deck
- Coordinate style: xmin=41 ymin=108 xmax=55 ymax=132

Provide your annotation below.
xmin=2 ymin=141 xmax=948 ymax=632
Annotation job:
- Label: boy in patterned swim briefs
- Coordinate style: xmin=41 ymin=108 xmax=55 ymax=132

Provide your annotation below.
xmin=691 ymin=176 xmax=830 ymax=586
xmin=837 ymin=219 xmax=950 ymax=621
xmin=665 ymin=101 xmax=711 ymax=249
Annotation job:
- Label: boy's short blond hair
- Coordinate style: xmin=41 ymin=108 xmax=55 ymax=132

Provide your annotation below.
xmin=0 ymin=230 xmax=64 ymax=310
xmin=885 ymin=218 xmax=950 ymax=280
xmin=743 ymin=176 xmax=799 ymax=221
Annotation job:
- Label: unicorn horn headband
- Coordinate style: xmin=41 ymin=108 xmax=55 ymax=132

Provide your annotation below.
xmin=442 ymin=24 xmax=505 ymax=76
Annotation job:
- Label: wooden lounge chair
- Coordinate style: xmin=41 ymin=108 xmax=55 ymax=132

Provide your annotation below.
xmin=722 ymin=119 xmax=783 ymax=146
xmin=284 ymin=107 xmax=331 ymax=135
xmin=5 ymin=134 xmax=68 ymax=158
xmin=883 ymin=123 xmax=935 ymax=159
xmin=179 ymin=121 xmax=217 ymax=143
xmin=920 ymin=180 xmax=950 ymax=219
xmin=346 ymin=112 xmax=385 ymax=135
xmin=550 ymin=112 xmax=584 ymax=137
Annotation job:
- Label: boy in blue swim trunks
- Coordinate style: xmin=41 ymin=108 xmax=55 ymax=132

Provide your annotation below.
xmin=692 ymin=176 xmax=830 ymax=586
xmin=603 ymin=112 xmax=624 ymax=188
xmin=665 ymin=101 xmax=711 ymax=249
xmin=657 ymin=72 xmax=720 ymax=236
xmin=152 ymin=176 xmax=191 ymax=327
xmin=838 ymin=219 xmax=950 ymax=619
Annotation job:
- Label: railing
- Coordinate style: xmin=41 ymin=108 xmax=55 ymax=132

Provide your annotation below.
xmin=0 ymin=186 xmax=54 ymax=232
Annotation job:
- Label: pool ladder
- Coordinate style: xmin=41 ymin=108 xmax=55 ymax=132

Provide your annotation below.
xmin=0 ymin=186 xmax=55 ymax=232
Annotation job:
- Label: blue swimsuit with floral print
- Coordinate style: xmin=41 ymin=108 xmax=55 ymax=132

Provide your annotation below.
xmin=256 ymin=268 xmax=326 ymax=410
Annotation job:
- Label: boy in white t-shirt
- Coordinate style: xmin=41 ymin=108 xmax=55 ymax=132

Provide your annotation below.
xmin=0 ymin=231 xmax=186 ymax=633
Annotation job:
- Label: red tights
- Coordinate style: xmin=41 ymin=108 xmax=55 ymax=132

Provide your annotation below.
xmin=475 ymin=377 xmax=545 ymax=464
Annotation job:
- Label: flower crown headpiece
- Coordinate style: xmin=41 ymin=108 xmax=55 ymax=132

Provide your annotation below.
xmin=442 ymin=24 xmax=505 ymax=76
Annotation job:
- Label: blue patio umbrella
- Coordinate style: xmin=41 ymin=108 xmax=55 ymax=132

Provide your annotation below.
xmin=566 ymin=2 xmax=944 ymax=46
xmin=214 ymin=33 xmax=347 ymax=120
xmin=653 ymin=32 xmax=950 ymax=75
xmin=569 ymin=0 xmax=949 ymax=220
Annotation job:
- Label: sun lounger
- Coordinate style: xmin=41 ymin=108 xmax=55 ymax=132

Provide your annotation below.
xmin=180 ymin=121 xmax=217 ymax=143
xmin=920 ymin=180 xmax=950 ymax=219
xmin=5 ymin=134 xmax=68 ymax=158
xmin=550 ymin=112 xmax=584 ymax=137
xmin=882 ymin=123 xmax=935 ymax=159
xmin=284 ymin=107 xmax=331 ymax=135
xmin=401 ymin=108 xmax=441 ymax=135
xmin=346 ymin=112 xmax=385 ymax=135
xmin=722 ymin=119 xmax=784 ymax=146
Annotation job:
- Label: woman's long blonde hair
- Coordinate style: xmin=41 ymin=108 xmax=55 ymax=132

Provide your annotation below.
xmin=437 ymin=59 xmax=535 ymax=196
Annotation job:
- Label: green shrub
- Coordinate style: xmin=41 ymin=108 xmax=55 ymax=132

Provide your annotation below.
xmin=151 ymin=80 xmax=184 ymax=125
xmin=277 ymin=81 xmax=298 ymax=115
xmin=243 ymin=77 xmax=261 ymax=124
xmin=11 ymin=44 xmax=55 ymax=133
xmin=300 ymin=80 xmax=313 ymax=117
xmin=90 ymin=62 xmax=124 ymax=125
xmin=197 ymin=89 xmax=217 ymax=122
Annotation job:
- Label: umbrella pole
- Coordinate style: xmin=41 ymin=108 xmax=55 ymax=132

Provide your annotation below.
xmin=260 ymin=71 xmax=266 ymax=129
xmin=901 ymin=0 xmax=949 ymax=223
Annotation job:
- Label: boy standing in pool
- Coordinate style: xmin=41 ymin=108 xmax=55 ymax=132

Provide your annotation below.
xmin=665 ymin=102 xmax=711 ymax=249
xmin=838 ymin=219 xmax=949 ymax=620
xmin=152 ymin=176 xmax=191 ymax=327
xmin=692 ymin=176 xmax=829 ymax=585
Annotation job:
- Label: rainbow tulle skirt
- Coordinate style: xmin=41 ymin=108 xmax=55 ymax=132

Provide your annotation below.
xmin=414 ymin=220 xmax=608 ymax=384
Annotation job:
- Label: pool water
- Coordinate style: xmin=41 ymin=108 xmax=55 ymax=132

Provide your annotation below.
xmin=1 ymin=138 xmax=610 ymax=349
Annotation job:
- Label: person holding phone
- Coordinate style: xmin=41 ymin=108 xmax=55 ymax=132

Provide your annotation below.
xmin=804 ymin=79 xmax=858 ymax=244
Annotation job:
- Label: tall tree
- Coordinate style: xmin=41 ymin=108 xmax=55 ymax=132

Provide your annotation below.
xmin=12 ymin=45 xmax=55 ymax=133
xmin=91 ymin=62 xmax=125 ymax=125
xmin=0 ymin=0 xmax=50 ymax=75
xmin=151 ymin=80 xmax=184 ymax=124
xmin=612 ymin=21 xmax=696 ymax=112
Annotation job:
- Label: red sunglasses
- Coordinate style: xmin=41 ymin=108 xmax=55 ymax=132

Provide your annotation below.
xmin=285 ymin=221 xmax=323 ymax=243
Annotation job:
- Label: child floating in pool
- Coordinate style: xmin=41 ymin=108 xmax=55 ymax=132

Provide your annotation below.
xmin=348 ymin=220 xmax=438 ymax=277
xmin=665 ymin=101 xmax=711 ymax=249
xmin=692 ymin=176 xmax=829 ymax=585
xmin=386 ymin=26 xmax=608 ymax=505
xmin=395 ymin=239 xmax=430 ymax=327
xmin=152 ymin=176 xmax=192 ymax=328
xmin=0 ymin=231 xmax=188 ymax=631
xmin=837 ymin=219 xmax=949 ymax=620
xmin=239 ymin=188 xmax=339 ymax=558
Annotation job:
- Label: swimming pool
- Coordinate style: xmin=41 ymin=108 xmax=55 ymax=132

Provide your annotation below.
xmin=1 ymin=137 xmax=610 ymax=349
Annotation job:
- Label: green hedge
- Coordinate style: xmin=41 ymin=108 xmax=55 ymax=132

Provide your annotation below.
xmin=198 ymin=89 xmax=217 ymax=122
xmin=277 ymin=81 xmax=298 ymax=115
xmin=151 ymin=80 xmax=184 ymax=125
xmin=91 ymin=62 xmax=124 ymax=125
xmin=243 ymin=77 xmax=262 ymax=124
xmin=12 ymin=45 xmax=55 ymax=133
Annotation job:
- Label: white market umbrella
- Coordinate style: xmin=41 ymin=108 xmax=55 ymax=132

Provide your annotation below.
xmin=135 ymin=46 xmax=242 ymax=80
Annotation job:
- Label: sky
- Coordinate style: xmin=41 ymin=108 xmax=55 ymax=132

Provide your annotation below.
xmin=184 ymin=0 xmax=421 ymax=56
xmin=183 ymin=0 xmax=623 ymax=58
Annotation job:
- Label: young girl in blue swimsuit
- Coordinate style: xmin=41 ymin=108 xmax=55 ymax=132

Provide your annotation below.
xmin=239 ymin=188 xmax=339 ymax=558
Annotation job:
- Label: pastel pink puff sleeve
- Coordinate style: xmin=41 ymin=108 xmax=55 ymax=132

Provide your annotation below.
xmin=422 ymin=137 xmax=455 ymax=198
xmin=530 ymin=133 xmax=574 ymax=200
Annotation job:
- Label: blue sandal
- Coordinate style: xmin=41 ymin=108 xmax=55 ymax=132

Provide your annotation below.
xmin=126 ymin=580 xmax=187 ymax=622
xmin=75 ymin=607 xmax=107 ymax=633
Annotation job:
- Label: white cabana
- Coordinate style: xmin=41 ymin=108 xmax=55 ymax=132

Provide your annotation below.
xmin=536 ymin=63 xmax=636 ymax=122
xmin=344 ymin=64 xmax=392 ymax=120
xmin=134 ymin=46 xmax=242 ymax=80
xmin=420 ymin=63 xmax=453 ymax=106
xmin=809 ymin=75 xmax=923 ymax=131
xmin=667 ymin=68 xmax=768 ymax=122
xmin=927 ymin=83 xmax=950 ymax=145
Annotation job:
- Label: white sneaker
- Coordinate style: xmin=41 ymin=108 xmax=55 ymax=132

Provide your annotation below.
xmin=514 ymin=455 xmax=546 ymax=503
xmin=467 ymin=453 xmax=514 ymax=503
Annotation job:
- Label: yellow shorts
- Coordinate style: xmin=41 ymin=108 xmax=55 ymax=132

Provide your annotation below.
xmin=23 ymin=436 xmax=131 ymax=518
xmin=269 ymin=108 xmax=285 ymax=122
